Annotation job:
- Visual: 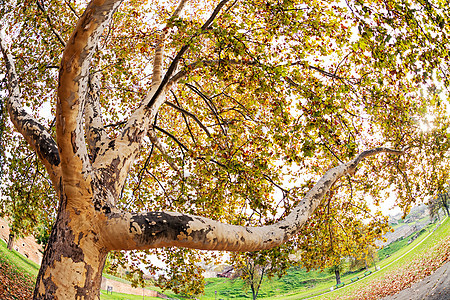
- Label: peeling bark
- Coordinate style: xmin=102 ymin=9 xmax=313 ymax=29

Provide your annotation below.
xmin=85 ymin=72 xmax=109 ymax=161
xmin=34 ymin=205 xmax=108 ymax=299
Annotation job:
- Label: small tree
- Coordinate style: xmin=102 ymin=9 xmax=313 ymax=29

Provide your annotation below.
xmin=233 ymin=245 xmax=296 ymax=300
xmin=349 ymin=246 xmax=378 ymax=272
xmin=437 ymin=193 xmax=450 ymax=217
xmin=427 ymin=198 xmax=442 ymax=221
xmin=327 ymin=262 xmax=345 ymax=285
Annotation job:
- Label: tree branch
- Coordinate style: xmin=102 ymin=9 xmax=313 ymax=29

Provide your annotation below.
xmin=57 ymin=0 xmax=122 ymax=203
xmin=85 ymin=72 xmax=110 ymax=161
xmin=0 ymin=32 xmax=62 ymax=190
xmin=91 ymin=0 xmax=193 ymax=202
xmin=103 ymin=147 xmax=404 ymax=252
xmin=153 ymin=125 xmax=189 ymax=153
xmin=171 ymin=90 xmax=197 ymax=143
xmin=147 ymin=0 xmax=231 ymax=109
xmin=186 ymin=83 xmax=227 ymax=135
xmin=147 ymin=129 xmax=182 ymax=175
xmin=36 ymin=0 xmax=67 ymax=47
xmin=164 ymin=101 xmax=211 ymax=137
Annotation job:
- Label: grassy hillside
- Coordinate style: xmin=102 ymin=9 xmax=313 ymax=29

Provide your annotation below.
xmin=200 ymin=268 xmax=333 ymax=300
xmin=317 ymin=216 xmax=450 ymax=299
xmin=197 ymin=218 xmax=447 ymax=300
xmin=0 ymin=239 xmax=38 ymax=299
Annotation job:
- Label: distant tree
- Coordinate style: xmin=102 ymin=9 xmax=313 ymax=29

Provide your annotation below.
xmin=297 ymin=193 xmax=389 ymax=280
xmin=233 ymin=245 xmax=296 ymax=300
xmin=427 ymin=198 xmax=442 ymax=221
xmin=437 ymin=193 xmax=450 ymax=217
xmin=328 ymin=262 xmax=345 ymax=285
xmin=349 ymin=246 xmax=378 ymax=272
xmin=428 ymin=192 xmax=450 ymax=219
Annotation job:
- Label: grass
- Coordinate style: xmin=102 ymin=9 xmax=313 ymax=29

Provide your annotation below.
xmin=0 ymin=238 xmax=40 ymax=279
xmin=199 ymin=266 xmax=335 ymax=300
xmin=0 ymin=238 xmax=38 ymax=299
xmin=100 ymin=290 xmax=160 ymax=300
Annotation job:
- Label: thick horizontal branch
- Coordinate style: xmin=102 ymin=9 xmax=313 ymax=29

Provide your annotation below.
xmin=102 ymin=147 xmax=404 ymax=252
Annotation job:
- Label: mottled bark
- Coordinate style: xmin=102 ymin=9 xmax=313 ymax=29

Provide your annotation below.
xmin=33 ymin=204 xmax=108 ymax=299
xmin=0 ymin=0 xmax=406 ymax=299
xmin=85 ymin=72 xmax=109 ymax=161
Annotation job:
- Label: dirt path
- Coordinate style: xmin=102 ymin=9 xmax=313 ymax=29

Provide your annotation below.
xmin=381 ymin=260 xmax=450 ymax=300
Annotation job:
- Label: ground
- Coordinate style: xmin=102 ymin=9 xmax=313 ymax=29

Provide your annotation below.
xmin=381 ymin=260 xmax=450 ymax=300
xmin=0 ymin=256 xmax=34 ymax=300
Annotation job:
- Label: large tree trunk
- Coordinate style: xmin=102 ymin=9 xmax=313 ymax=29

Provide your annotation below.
xmin=33 ymin=204 xmax=108 ymax=299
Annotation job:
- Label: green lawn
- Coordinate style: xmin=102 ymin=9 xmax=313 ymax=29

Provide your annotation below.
xmin=100 ymin=290 xmax=160 ymax=300
xmin=0 ymin=238 xmax=40 ymax=278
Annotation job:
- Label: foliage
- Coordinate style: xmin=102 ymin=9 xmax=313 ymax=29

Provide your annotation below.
xmin=0 ymin=133 xmax=56 ymax=241
xmin=429 ymin=192 xmax=450 ymax=217
xmin=1 ymin=0 xmax=450 ymax=296
xmin=232 ymin=243 xmax=298 ymax=299
xmin=349 ymin=245 xmax=378 ymax=272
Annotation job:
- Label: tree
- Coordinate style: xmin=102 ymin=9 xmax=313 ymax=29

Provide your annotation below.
xmin=1 ymin=0 xmax=449 ymax=298
xmin=436 ymin=192 xmax=450 ymax=217
xmin=349 ymin=245 xmax=378 ymax=272
xmin=427 ymin=197 xmax=443 ymax=220
xmin=328 ymin=262 xmax=345 ymax=286
xmin=233 ymin=244 xmax=296 ymax=299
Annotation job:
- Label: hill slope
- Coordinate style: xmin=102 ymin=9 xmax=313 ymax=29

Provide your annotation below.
xmin=0 ymin=239 xmax=36 ymax=299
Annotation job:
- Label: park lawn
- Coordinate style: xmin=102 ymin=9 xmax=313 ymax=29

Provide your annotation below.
xmin=315 ymin=216 xmax=450 ymax=299
xmin=0 ymin=238 xmax=40 ymax=278
xmin=100 ymin=290 xmax=160 ymax=300
xmin=200 ymin=266 xmax=335 ymax=300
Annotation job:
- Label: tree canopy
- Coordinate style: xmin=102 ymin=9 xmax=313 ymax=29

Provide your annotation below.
xmin=1 ymin=0 xmax=450 ymax=298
